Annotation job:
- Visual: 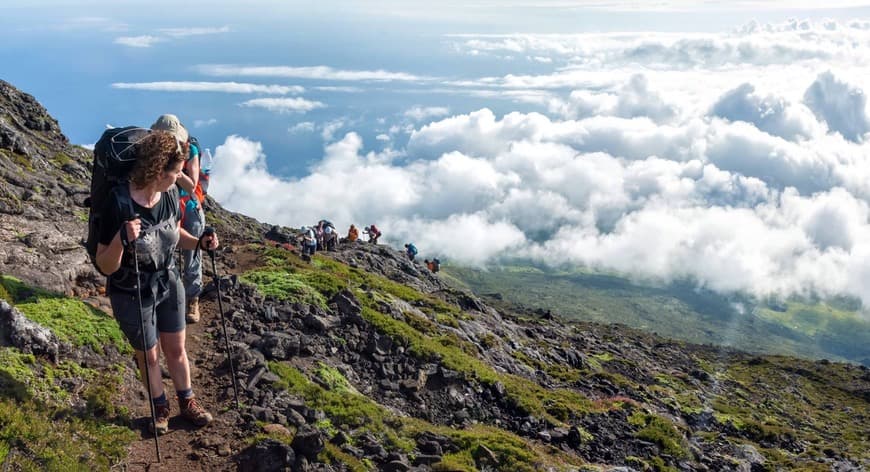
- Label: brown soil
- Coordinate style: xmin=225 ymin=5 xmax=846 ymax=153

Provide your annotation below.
xmin=114 ymin=251 xmax=252 ymax=471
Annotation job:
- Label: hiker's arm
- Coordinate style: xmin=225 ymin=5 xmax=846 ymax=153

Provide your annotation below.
xmin=95 ymin=219 xmax=141 ymax=275
xmin=177 ymin=154 xmax=199 ymax=193
xmin=179 ymin=227 xmax=219 ymax=251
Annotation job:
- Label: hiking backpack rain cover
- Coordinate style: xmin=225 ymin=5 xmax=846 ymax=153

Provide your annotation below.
xmin=84 ymin=126 xmax=151 ymax=275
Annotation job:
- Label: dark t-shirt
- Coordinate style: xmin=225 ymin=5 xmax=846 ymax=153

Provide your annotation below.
xmin=98 ymin=186 xmax=181 ymax=246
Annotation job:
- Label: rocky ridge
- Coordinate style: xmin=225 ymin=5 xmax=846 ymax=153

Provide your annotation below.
xmin=0 ymin=80 xmax=868 ymax=471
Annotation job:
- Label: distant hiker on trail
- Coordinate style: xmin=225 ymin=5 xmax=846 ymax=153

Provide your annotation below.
xmin=404 ymin=243 xmax=418 ymax=261
xmin=424 ymin=257 xmax=440 ymax=273
xmin=94 ymin=132 xmax=216 ymax=435
xmin=151 ymin=114 xmax=204 ymax=324
xmin=363 ymin=224 xmax=381 ymax=244
xmin=301 ymin=226 xmax=317 ymax=256
xmin=346 ymin=224 xmax=359 ymax=242
xmin=323 ymin=224 xmax=338 ymax=251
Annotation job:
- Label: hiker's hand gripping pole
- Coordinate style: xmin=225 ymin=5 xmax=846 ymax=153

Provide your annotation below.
xmin=128 ymin=214 xmax=161 ymax=462
xmin=202 ymin=227 xmax=240 ymax=409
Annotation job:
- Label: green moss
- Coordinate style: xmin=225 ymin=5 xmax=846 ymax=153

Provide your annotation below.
xmin=649 ymin=456 xmax=679 ymax=472
xmin=359 ymin=304 xmax=595 ymax=423
xmin=1 ymin=277 xmax=127 ymax=353
xmin=0 ymin=283 xmax=10 ymax=302
xmin=75 ymin=209 xmax=89 ymax=223
xmin=300 ymin=270 xmax=347 ymax=299
xmin=513 ymin=349 xmax=583 ymax=384
xmin=15 ymin=297 xmax=129 ymax=353
xmin=0 ymin=275 xmax=32 ymax=302
xmin=0 ymin=398 xmax=135 ymax=470
xmin=403 ymin=421 xmax=561 ymax=472
xmin=83 ymin=368 xmax=130 ymax=419
xmin=270 ymin=362 xmax=400 ymax=443
xmin=629 ymin=412 xmax=689 ymax=458
xmin=321 ymin=443 xmax=371 ymax=472
xmin=51 ymin=152 xmax=72 ymax=167
xmin=0 ymin=349 xmax=38 ymax=401
xmin=241 ymin=269 xmax=327 ymax=308
xmin=435 ymin=312 xmax=461 ymax=328
xmin=315 ymin=363 xmax=356 ymax=393
xmin=10 ymin=152 xmax=32 ymax=171
xmin=0 ymin=347 xmax=136 ymax=469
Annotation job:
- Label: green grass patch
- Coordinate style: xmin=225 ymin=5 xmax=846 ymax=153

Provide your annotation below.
xmin=1 ymin=276 xmax=129 ymax=353
xmin=0 ymin=397 xmax=135 ymax=470
xmin=628 ymin=411 xmax=689 ymax=458
xmin=403 ymin=419 xmax=583 ymax=472
xmin=50 ymin=152 xmax=72 ymax=167
xmin=15 ymin=297 xmax=129 ymax=353
xmin=0 ymin=347 xmax=136 ymax=469
xmin=270 ymin=361 xmax=404 ymax=447
xmin=241 ymin=269 xmax=328 ymax=308
xmin=314 ymin=363 xmax=356 ymax=393
xmin=321 ymin=442 xmax=370 ymax=472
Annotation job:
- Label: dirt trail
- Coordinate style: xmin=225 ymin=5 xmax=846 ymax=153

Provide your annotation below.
xmin=114 ymin=258 xmax=248 ymax=471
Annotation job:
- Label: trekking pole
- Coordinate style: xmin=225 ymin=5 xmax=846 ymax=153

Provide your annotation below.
xmin=127 ymin=218 xmax=161 ymax=462
xmin=202 ymin=227 xmax=240 ymax=409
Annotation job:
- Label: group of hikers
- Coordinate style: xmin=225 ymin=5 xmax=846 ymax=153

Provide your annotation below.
xmin=299 ymin=221 xmax=378 ymax=255
xmin=87 ymin=114 xmax=444 ymax=443
xmin=298 ymin=222 xmax=441 ymax=273
xmin=90 ymin=114 xmax=216 ymax=436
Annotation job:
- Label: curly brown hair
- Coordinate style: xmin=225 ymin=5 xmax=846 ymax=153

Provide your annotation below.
xmin=129 ymin=131 xmax=188 ymax=188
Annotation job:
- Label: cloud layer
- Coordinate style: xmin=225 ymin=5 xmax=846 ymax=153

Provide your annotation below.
xmin=112 ymin=81 xmax=304 ymax=94
xmin=206 ymin=19 xmax=870 ymax=305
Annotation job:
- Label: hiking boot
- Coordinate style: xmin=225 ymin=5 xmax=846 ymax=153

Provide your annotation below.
xmin=148 ymin=402 xmax=170 ymax=436
xmin=186 ymin=297 xmax=200 ymax=324
xmin=179 ymin=395 xmax=213 ymax=426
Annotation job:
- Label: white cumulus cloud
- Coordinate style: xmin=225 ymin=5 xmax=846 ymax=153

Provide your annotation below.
xmin=197 ymin=64 xmax=430 ymax=82
xmin=112 ymin=81 xmax=304 ymax=94
xmin=205 ymin=18 xmax=870 ymax=307
xmin=239 ymin=97 xmax=326 ymax=113
xmin=404 ymin=106 xmax=451 ymax=121
xmin=803 ymin=71 xmax=870 ymax=142
xmin=114 ymin=35 xmax=162 ymax=48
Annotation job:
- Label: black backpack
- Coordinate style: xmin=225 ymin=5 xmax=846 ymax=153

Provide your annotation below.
xmin=84 ymin=126 xmax=151 ymax=275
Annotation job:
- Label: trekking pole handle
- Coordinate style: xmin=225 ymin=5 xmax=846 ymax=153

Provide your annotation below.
xmin=120 ymin=213 xmax=141 ymax=248
xmin=200 ymin=226 xmax=216 ymax=255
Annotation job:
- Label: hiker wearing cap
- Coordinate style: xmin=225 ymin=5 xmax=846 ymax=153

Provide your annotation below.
xmin=94 ymin=132 xmax=216 ymax=435
xmin=151 ymin=114 xmax=205 ymax=324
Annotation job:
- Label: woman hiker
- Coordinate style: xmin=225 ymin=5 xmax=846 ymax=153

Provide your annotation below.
xmin=95 ymin=131 xmax=218 ymax=435
xmin=151 ymin=114 xmax=205 ymax=324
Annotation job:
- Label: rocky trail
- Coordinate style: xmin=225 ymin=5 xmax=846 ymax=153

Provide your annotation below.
xmin=112 ymin=254 xmax=248 ymax=471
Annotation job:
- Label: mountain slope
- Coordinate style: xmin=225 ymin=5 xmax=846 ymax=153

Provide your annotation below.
xmin=0 ymin=80 xmax=867 ymax=471
xmin=445 ymin=264 xmax=870 ymax=366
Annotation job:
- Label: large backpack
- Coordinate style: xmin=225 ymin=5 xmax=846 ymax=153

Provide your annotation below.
xmin=179 ymin=136 xmax=210 ymax=224
xmin=84 ymin=126 xmax=151 ymax=275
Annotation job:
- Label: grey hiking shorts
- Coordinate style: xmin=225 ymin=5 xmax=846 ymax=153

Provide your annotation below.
xmin=109 ymin=268 xmax=185 ymax=351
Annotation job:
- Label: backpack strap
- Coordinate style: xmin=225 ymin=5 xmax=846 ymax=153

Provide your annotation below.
xmin=114 ymin=183 xmax=135 ymax=222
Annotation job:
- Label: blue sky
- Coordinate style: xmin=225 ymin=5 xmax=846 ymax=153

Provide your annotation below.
xmin=5 ymin=1 xmax=870 ymax=306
